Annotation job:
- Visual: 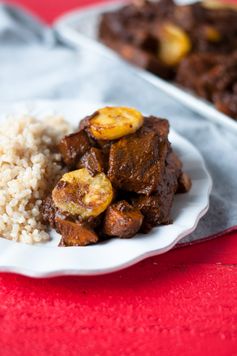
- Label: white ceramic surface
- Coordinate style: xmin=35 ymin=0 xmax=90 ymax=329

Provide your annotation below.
xmin=54 ymin=0 xmax=237 ymax=133
xmin=0 ymin=100 xmax=212 ymax=277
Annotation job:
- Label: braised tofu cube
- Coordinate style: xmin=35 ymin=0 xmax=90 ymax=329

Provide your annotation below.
xmin=56 ymin=217 xmax=99 ymax=246
xmin=166 ymin=151 xmax=182 ymax=173
xmin=78 ymin=147 xmax=106 ymax=176
xmin=133 ymin=165 xmax=178 ymax=231
xmin=108 ymin=124 xmax=169 ymax=195
xmin=144 ymin=117 xmax=170 ymax=138
xmin=58 ymin=130 xmax=91 ymax=167
xmin=41 ymin=196 xmax=57 ymax=229
xmin=116 ymin=43 xmax=173 ymax=79
xmin=103 ymin=200 xmax=143 ymax=238
xmin=177 ymin=172 xmax=192 ymax=193
xmin=133 ymin=193 xmax=172 ymax=232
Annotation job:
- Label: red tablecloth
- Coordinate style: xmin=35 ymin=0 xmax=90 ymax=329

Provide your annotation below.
xmin=2 ymin=0 xmax=237 ymax=355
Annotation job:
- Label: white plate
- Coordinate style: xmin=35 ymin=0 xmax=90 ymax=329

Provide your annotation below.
xmin=0 ymin=100 xmax=212 ymax=277
xmin=54 ymin=0 xmax=237 ymax=133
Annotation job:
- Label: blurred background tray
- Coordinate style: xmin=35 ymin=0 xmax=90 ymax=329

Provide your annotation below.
xmin=54 ymin=0 xmax=237 ymax=132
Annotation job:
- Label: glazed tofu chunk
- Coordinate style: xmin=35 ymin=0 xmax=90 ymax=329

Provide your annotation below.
xmin=58 ymin=130 xmax=91 ymax=167
xmin=56 ymin=217 xmax=99 ymax=246
xmin=133 ymin=165 xmax=179 ymax=231
xmin=108 ymin=120 xmax=169 ymax=195
xmin=144 ymin=117 xmax=170 ymax=138
xmin=103 ymin=200 xmax=143 ymax=238
xmin=77 ymin=147 xmax=106 ymax=176
xmin=177 ymin=172 xmax=192 ymax=193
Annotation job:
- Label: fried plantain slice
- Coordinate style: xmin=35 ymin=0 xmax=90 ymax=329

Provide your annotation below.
xmin=202 ymin=0 xmax=237 ymax=10
xmin=202 ymin=25 xmax=221 ymax=42
xmin=88 ymin=106 xmax=144 ymax=140
xmin=52 ymin=168 xmax=113 ymax=219
xmin=158 ymin=23 xmax=191 ymax=66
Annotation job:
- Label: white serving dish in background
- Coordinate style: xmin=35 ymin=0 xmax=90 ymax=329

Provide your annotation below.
xmin=54 ymin=0 xmax=237 ymax=133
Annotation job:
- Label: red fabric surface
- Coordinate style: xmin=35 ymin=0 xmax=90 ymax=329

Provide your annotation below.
xmin=4 ymin=0 xmax=237 ymax=23
xmin=0 ymin=233 xmax=237 ymax=356
xmin=4 ymin=0 xmax=108 ymax=23
xmin=1 ymin=0 xmax=237 ymax=355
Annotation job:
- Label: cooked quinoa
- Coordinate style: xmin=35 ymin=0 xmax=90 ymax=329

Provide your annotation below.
xmin=0 ymin=115 xmax=71 ymax=244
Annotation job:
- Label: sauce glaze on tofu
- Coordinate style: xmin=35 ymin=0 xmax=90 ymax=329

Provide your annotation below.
xmin=41 ymin=107 xmax=191 ymax=246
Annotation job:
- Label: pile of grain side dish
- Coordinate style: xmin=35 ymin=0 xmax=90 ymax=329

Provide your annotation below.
xmin=42 ymin=106 xmax=192 ymax=247
xmin=0 ymin=115 xmax=71 ymax=243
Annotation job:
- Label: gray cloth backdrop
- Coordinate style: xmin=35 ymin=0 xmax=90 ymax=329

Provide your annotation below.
xmin=0 ymin=4 xmax=236 ymax=243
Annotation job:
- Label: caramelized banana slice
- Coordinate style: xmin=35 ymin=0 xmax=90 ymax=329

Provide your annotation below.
xmin=203 ymin=0 xmax=237 ymax=10
xmin=203 ymin=25 xmax=221 ymax=42
xmin=52 ymin=168 xmax=113 ymax=219
xmin=158 ymin=23 xmax=191 ymax=66
xmin=88 ymin=107 xmax=144 ymax=140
